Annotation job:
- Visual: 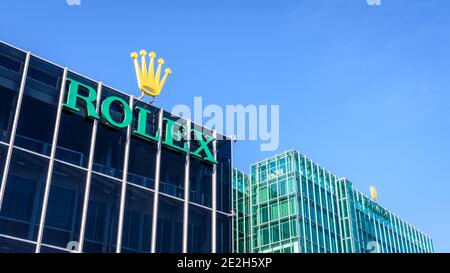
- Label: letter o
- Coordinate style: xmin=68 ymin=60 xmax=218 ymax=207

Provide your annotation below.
xmin=101 ymin=96 xmax=132 ymax=129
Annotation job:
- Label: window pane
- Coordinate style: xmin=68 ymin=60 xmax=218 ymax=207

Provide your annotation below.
xmin=270 ymin=203 xmax=279 ymax=220
xmin=156 ymin=195 xmax=183 ymax=253
xmin=56 ymin=72 xmax=97 ymax=167
xmin=0 ymin=236 xmax=36 ymax=253
xmin=0 ymin=144 xmax=7 ymax=189
xmin=42 ymin=162 xmax=86 ymax=249
xmin=259 ymin=187 xmax=268 ymax=203
xmin=188 ymin=205 xmax=211 ymax=253
xmin=121 ymin=184 xmax=153 ymax=253
xmin=159 ymin=147 xmax=185 ymax=199
xmin=0 ymin=149 xmax=48 ymax=241
xmin=271 ymin=224 xmax=280 ymax=242
xmin=281 ymin=221 xmax=290 ymax=240
xmin=260 ymin=206 xmax=268 ymax=223
xmin=217 ymin=212 xmax=232 ymax=253
xmin=15 ymin=56 xmax=63 ymax=156
xmin=269 ymin=182 xmax=278 ymax=199
xmin=83 ymin=174 xmax=121 ymax=253
xmin=278 ymin=178 xmax=287 ymax=196
xmin=0 ymin=43 xmax=26 ymax=143
xmin=216 ymin=137 xmax=231 ymax=213
xmin=159 ymin=112 xmax=187 ymax=199
xmin=280 ymin=200 xmax=289 ymax=218
xmin=189 ymin=157 xmax=212 ymax=207
xmin=93 ymin=87 xmax=128 ymax=179
xmin=127 ymin=101 xmax=159 ymax=189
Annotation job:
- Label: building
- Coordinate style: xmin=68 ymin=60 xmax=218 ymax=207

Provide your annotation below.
xmin=233 ymin=150 xmax=434 ymax=253
xmin=232 ymin=169 xmax=251 ymax=253
xmin=0 ymin=40 xmax=233 ymax=253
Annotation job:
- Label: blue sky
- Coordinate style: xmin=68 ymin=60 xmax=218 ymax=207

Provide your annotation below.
xmin=1 ymin=0 xmax=449 ymax=252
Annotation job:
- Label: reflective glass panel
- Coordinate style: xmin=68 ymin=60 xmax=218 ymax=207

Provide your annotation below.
xmin=56 ymin=72 xmax=97 ymax=167
xmin=217 ymin=212 xmax=232 ymax=253
xmin=0 ymin=149 xmax=48 ymax=241
xmin=0 ymin=43 xmax=26 ymax=143
xmin=93 ymin=87 xmax=128 ymax=179
xmin=216 ymin=137 xmax=231 ymax=213
xmin=127 ymin=101 xmax=159 ymax=189
xmin=156 ymin=194 xmax=183 ymax=253
xmin=42 ymin=162 xmax=86 ymax=249
xmin=188 ymin=205 xmax=211 ymax=253
xmin=159 ymin=147 xmax=185 ymax=199
xmin=121 ymin=184 xmax=153 ymax=253
xmin=0 ymin=236 xmax=35 ymax=253
xmin=189 ymin=157 xmax=212 ymax=207
xmin=15 ymin=56 xmax=63 ymax=156
xmin=83 ymin=174 xmax=121 ymax=253
xmin=0 ymin=144 xmax=7 ymax=189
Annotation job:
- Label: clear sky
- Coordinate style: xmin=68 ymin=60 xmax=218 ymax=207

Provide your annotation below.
xmin=1 ymin=0 xmax=449 ymax=252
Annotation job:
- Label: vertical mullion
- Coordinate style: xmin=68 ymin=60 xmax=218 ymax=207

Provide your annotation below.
xmin=317 ymin=168 xmax=326 ymax=252
xmin=78 ymin=82 xmax=103 ymax=253
xmin=377 ymin=219 xmax=384 ymax=252
xmin=35 ymin=67 xmax=68 ymax=253
xmin=329 ymin=174 xmax=338 ymax=253
xmin=323 ymin=171 xmax=332 ymax=253
xmin=395 ymin=216 xmax=404 ymax=252
xmin=304 ymin=159 xmax=313 ymax=252
xmin=385 ymin=220 xmax=393 ymax=253
xmin=381 ymin=220 xmax=388 ymax=253
xmin=372 ymin=216 xmax=379 ymax=252
xmin=211 ymin=131 xmax=218 ymax=253
xmin=391 ymin=214 xmax=399 ymax=253
xmin=0 ymin=51 xmax=31 ymax=210
xmin=182 ymin=121 xmax=191 ymax=253
xmin=230 ymin=135 xmax=235 ymax=253
xmin=343 ymin=181 xmax=352 ymax=252
xmin=420 ymin=233 xmax=426 ymax=253
xmin=150 ymin=109 xmax=164 ymax=253
xmin=296 ymin=153 xmax=307 ymax=253
xmin=234 ymin=171 xmax=238 ymax=252
xmin=250 ymin=162 xmax=257 ymax=253
xmin=334 ymin=177 xmax=344 ymax=253
xmin=310 ymin=162 xmax=319 ymax=252
xmin=116 ymin=96 xmax=134 ymax=253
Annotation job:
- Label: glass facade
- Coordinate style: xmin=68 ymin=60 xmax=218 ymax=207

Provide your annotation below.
xmin=233 ymin=169 xmax=251 ymax=253
xmin=233 ymin=150 xmax=434 ymax=253
xmin=0 ymin=41 xmax=232 ymax=253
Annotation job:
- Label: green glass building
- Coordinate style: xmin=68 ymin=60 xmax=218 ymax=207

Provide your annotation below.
xmin=233 ymin=150 xmax=434 ymax=253
xmin=232 ymin=169 xmax=251 ymax=253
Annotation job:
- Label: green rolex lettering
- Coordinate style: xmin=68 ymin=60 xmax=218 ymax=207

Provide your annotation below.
xmin=63 ymin=78 xmax=100 ymax=119
xmin=163 ymin=118 xmax=188 ymax=153
xmin=191 ymin=129 xmax=217 ymax=164
xmin=133 ymin=106 xmax=160 ymax=142
xmin=100 ymin=96 xmax=132 ymax=129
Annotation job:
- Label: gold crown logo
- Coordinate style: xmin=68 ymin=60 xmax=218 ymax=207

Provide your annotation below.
xmin=131 ymin=50 xmax=172 ymax=98
xmin=370 ymin=186 xmax=378 ymax=201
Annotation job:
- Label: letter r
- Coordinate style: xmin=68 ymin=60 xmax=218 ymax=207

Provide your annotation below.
xmin=63 ymin=77 xmax=100 ymax=119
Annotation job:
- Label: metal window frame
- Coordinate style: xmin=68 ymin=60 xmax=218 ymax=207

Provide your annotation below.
xmin=211 ymin=130 xmax=218 ymax=253
xmin=115 ymin=96 xmax=134 ymax=253
xmin=295 ymin=152 xmax=307 ymax=253
xmin=182 ymin=121 xmax=191 ymax=253
xmin=35 ymin=67 xmax=68 ymax=253
xmin=0 ymin=51 xmax=31 ymax=210
xmin=77 ymin=82 xmax=103 ymax=253
xmin=150 ymin=109 xmax=164 ymax=253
